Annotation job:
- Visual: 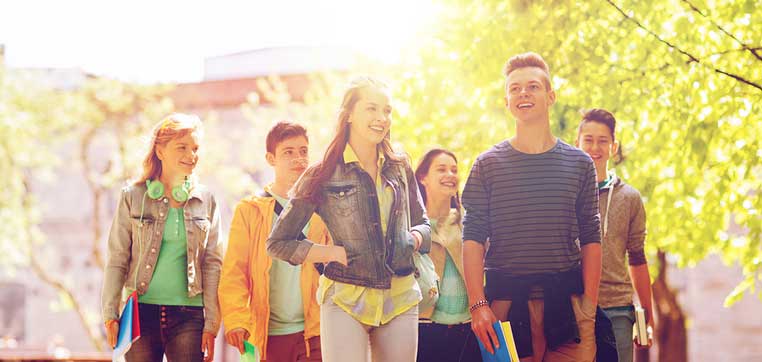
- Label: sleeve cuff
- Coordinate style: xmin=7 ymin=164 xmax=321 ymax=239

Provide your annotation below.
xmin=288 ymin=239 xmax=315 ymax=265
xmin=628 ymin=249 xmax=647 ymax=266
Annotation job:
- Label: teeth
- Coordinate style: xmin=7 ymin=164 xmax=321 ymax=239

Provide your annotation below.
xmin=518 ymin=103 xmax=533 ymax=108
xmin=370 ymin=126 xmax=384 ymax=131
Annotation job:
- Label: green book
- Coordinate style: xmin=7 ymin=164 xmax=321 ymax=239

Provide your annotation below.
xmin=240 ymin=341 xmax=260 ymax=362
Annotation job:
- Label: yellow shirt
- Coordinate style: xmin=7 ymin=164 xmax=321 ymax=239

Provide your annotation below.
xmin=316 ymin=145 xmax=421 ymax=326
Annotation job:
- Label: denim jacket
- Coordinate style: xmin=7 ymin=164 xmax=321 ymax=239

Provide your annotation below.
xmin=267 ymin=156 xmax=431 ymax=289
xmin=101 ymin=183 xmax=222 ymax=334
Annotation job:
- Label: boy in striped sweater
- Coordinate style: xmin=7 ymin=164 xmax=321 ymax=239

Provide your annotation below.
xmin=462 ymin=52 xmax=603 ymax=362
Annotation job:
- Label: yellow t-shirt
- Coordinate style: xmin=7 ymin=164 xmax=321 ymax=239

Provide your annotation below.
xmin=316 ymin=145 xmax=421 ymax=326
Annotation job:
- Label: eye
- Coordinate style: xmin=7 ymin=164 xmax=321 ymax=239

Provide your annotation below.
xmin=529 ymin=84 xmax=540 ymax=91
xmin=368 ymin=106 xmax=377 ymax=112
xmin=509 ymin=86 xmax=520 ymax=94
xmin=285 ymin=150 xmax=293 ymax=155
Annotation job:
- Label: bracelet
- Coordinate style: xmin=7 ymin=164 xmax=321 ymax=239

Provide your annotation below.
xmin=469 ymin=299 xmax=489 ymax=312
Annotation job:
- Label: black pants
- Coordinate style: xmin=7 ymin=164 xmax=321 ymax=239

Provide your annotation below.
xmin=417 ymin=322 xmax=482 ymax=362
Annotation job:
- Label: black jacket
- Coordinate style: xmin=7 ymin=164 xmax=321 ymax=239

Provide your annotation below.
xmin=485 ymin=266 xmax=617 ymax=360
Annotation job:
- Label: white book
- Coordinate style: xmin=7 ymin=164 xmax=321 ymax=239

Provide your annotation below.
xmin=633 ymin=306 xmax=649 ymax=346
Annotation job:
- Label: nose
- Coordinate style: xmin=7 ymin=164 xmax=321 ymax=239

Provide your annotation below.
xmin=291 ymin=157 xmax=308 ymax=167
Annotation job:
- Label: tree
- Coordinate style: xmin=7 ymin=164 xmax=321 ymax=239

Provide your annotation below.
xmin=0 ymin=64 xmax=175 ymax=351
xmin=391 ymin=1 xmax=761 ymax=360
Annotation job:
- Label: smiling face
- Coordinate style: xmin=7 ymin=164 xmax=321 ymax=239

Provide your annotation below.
xmin=576 ymin=121 xmax=618 ymax=170
xmin=347 ymin=86 xmax=392 ymax=147
xmin=267 ymin=135 xmax=309 ymax=184
xmin=420 ymin=152 xmax=459 ymax=200
xmin=504 ymin=67 xmax=556 ymax=123
xmin=156 ymin=131 xmax=200 ymax=183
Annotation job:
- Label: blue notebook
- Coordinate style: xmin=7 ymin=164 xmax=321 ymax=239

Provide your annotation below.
xmin=476 ymin=320 xmax=520 ymax=362
xmin=113 ymin=291 xmax=141 ymax=362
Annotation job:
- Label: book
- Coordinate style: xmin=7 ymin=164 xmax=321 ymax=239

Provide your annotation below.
xmin=633 ymin=306 xmax=649 ymax=346
xmin=112 ymin=291 xmax=141 ymax=362
xmin=240 ymin=341 xmax=261 ymax=362
xmin=476 ymin=320 xmax=520 ymax=362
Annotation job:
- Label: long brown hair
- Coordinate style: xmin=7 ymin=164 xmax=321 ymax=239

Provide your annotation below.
xmin=295 ymin=76 xmax=401 ymax=203
xmin=134 ymin=113 xmax=203 ymax=186
xmin=414 ymin=148 xmax=462 ymax=225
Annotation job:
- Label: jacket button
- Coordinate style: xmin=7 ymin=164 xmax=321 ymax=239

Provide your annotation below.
xmin=163 ymin=198 xmax=168 ymax=203
xmin=140 ymin=282 xmax=146 ymax=287
xmin=159 ymin=212 xmax=164 ymax=217
xmin=146 ymin=265 xmax=152 ymax=269
xmin=151 ymin=248 xmax=156 ymax=253
xmin=339 ymin=191 xmax=345 ymax=196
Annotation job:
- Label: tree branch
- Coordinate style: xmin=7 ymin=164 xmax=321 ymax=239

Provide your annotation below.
xmin=80 ymin=127 xmax=105 ymax=270
xmin=21 ymin=177 xmax=107 ymax=352
xmin=681 ymin=0 xmax=762 ymax=61
xmin=605 ymin=0 xmax=762 ymax=92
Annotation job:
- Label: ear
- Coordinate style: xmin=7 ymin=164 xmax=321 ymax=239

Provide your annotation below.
xmin=547 ymin=89 xmax=557 ymax=106
xmin=611 ymin=140 xmax=619 ymax=156
xmin=419 ymin=174 xmax=430 ymax=189
xmin=574 ymin=137 xmax=580 ymax=148
xmin=504 ymin=96 xmax=510 ymax=108
xmin=266 ymin=152 xmax=276 ymax=167
xmin=155 ymin=145 xmax=165 ymax=161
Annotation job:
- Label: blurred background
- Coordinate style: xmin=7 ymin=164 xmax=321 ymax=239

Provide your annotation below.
xmin=0 ymin=0 xmax=760 ymax=361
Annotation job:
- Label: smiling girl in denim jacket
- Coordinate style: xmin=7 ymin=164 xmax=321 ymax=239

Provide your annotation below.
xmin=101 ymin=114 xmax=221 ymax=362
xmin=267 ymin=76 xmax=431 ymax=362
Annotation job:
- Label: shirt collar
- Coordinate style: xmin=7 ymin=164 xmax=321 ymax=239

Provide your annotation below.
xmin=343 ymin=144 xmax=384 ymax=169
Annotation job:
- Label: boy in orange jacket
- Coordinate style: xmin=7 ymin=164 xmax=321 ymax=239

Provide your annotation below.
xmin=219 ymin=122 xmax=331 ymax=361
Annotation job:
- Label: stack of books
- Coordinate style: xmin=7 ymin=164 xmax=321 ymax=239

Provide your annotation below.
xmin=633 ymin=305 xmax=650 ymax=346
xmin=476 ymin=321 xmax=520 ymax=362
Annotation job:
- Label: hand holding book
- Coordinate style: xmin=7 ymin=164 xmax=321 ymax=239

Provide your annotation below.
xmin=476 ymin=321 xmax=520 ymax=362
xmin=633 ymin=306 xmax=653 ymax=348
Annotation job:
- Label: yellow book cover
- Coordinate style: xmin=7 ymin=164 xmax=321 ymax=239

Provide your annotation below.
xmin=500 ymin=321 xmax=520 ymax=361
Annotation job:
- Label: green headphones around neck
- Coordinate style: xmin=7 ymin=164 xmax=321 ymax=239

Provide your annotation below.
xmin=145 ymin=179 xmax=191 ymax=202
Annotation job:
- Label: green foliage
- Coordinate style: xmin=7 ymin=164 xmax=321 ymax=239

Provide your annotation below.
xmin=392 ymin=0 xmax=762 ymax=305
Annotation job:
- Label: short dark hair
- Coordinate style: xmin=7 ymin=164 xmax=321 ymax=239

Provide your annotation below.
xmin=579 ymin=108 xmax=616 ymax=141
xmin=266 ymin=121 xmax=308 ymax=154
xmin=503 ymin=52 xmax=552 ymax=89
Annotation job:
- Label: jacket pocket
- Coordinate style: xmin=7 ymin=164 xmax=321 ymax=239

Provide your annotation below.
xmin=325 ymin=184 xmax=359 ymax=218
xmin=191 ymin=218 xmax=211 ymax=248
xmin=130 ymin=217 xmax=155 ymax=248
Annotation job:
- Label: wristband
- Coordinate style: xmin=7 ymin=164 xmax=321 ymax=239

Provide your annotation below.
xmin=469 ymin=299 xmax=489 ymax=312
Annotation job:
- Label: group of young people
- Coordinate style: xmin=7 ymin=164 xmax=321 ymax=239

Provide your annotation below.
xmin=100 ymin=52 xmax=654 ymax=362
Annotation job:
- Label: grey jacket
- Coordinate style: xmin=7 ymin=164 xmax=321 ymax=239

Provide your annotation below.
xmin=598 ymin=175 xmax=648 ymax=309
xmin=101 ymin=183 xmax=222 ymax=334
xmin=267 ymin=157 xmax=431 ymax=289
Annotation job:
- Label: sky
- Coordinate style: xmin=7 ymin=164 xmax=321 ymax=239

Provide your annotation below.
xmin=0 ymin=0 xmax=441 ymax=83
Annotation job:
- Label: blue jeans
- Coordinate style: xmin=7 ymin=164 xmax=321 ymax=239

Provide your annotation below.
xmin=603 ymin=306 xmax=635 ymax=362
xmin=126 ymin=303 xmax=204 ymax=362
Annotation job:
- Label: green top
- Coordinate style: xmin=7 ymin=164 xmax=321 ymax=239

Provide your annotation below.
xmin=139 ymin=207 xmax=203 ymax=306
xmin=267 ymin=191 xmax=310 ymax=335
xmin=430 ymin=220 xmax=471 ymax=324
xmin=598 ymin=173 xmax=614 ymax=190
